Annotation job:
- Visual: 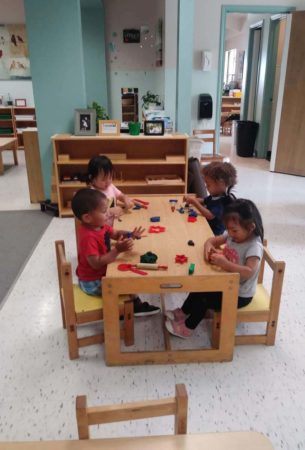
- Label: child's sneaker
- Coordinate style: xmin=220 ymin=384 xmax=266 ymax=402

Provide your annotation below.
xmin=165 ymin=319 xmax=193 ymax=339
xmin=165 ymin=308 xmax=187 ymax=322
xmin=133 ymin=297 xmax=160 ymax=317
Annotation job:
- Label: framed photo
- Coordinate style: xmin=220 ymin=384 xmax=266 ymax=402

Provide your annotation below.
xmin=99 ymin=120 xmax=120 ymax=136
xmin=123 ymin=29 xmax=140 ymax=43
xmin=15 ymin=98 xmax=27 ymax=107
xmin=74 ymin=109 xmax=96 ymax=136
xmin=144 ymin=120 xmax=164 ymax=136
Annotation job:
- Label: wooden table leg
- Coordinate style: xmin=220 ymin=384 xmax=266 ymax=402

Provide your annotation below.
xmin=0 ymin=151 xmax=4 ymax=175
xmin=12 ymin=139 xmax=18 ymax=166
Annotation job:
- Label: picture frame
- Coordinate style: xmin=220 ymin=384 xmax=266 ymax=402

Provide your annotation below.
xmin=99 ymin=120 xmax=120 ymax=136
xmin=74 ymin=109 xmax=96 ymax=136
xmin=144 ymin=120 xmax=164 ymax=136
xmin=123 ymin=29 xmax=140 ymax=43
xmin=15 ymin=98 xmax=27 ymax=107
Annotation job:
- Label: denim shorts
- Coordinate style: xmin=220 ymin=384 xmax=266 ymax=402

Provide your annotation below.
xmin=79 ymin=279 xmax=102 ymax=296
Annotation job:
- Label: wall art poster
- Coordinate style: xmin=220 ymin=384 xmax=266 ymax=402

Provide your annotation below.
xmin=0 ymin=24 xmax=31 ymax=80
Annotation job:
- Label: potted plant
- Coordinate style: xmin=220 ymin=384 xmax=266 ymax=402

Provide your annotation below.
xmin=141 ymin=91 xmax=162 ymax=110
xmin=88 ymin=101 xmax=109 ymax=131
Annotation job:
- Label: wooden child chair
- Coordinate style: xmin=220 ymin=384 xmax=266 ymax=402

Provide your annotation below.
xmin=76 ymin=384 xmax=188 ymax=439
xmin=55 ymin=240 xmax=134 ymax=360
xmin=211 ymin=243 xmax=285 ymax=346
xmin=193 ymin=129 xmax=225 ymax=163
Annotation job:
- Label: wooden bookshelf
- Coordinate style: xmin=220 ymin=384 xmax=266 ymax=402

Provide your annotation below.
xmin=0 ymin=107 xmax=16 ymax=138
xmin=122 ymin=93 xmax=138 ymax=122
xmin=52 ymin=133 xmax=188 ymax=217
xmin=14 ymin=106 xmax=36 ymax=148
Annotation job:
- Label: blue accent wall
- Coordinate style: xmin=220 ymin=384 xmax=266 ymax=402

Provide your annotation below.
xmin=176 ymin=0 xmax=194 ymax=134
xmin=81 ymin=0 xmax=108 ymax=110
xmin=24 ymin=0 xmax=87 ymax=198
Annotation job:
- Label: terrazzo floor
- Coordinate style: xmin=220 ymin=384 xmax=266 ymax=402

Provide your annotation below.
xmin=1 ymin=140 xmax=305 ymax=448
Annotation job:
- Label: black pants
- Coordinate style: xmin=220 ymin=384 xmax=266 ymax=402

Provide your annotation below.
xmin=182 ymin=292 xmax=252 ymax=330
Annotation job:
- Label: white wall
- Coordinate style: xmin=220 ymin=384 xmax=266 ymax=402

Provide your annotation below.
xmin=192 ymin=0 xmax=305 ymax=130
xmin=0 ymin=0 xmax=35 ymax=106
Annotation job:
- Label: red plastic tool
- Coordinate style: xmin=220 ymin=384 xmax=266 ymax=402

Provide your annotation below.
xmin=117 ymin=264 xmax=148 ymax=275
xmin=133 ymin=198 xmax=149 ymax=209
xmin=175 ymin=254 xmax=188 ymax=264
xmin=149 ymin=225 xmax=166 ymax=233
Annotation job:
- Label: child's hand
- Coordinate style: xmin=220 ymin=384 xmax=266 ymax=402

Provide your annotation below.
xmin=131 ymin=226 xmax=145 ymax=239
xmin=110 ymin=206 xmax=124 ymax=219
xmin=115 ymin=236 xmax=133 ymax=253
xmin=124 ymin=197 xmax=134 ymax=210
xmin=183 ymin=195 xmax=195 ymax=205
xmin=204 ymin=240 xmax=216 ymax=261
xmin=209 ymin=252 xmax=229 ymax=269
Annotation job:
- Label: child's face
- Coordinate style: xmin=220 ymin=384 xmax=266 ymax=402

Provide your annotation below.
xmin=226 ymin=219 xmax=254 ymax=243
xmin=204 ymin=175 xmax=226 ymax=196
xmin=84 ymin=198 xmax=108 ymax=228
xmin=92 ymin=171 xmax=112 ymax=191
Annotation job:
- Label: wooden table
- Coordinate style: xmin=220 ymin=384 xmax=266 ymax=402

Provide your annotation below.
xmin=0 ymin=137 xmax=18 ymax=175
xmin=103 ymin=195 xmax=239 ymax=366
xmin=0 ymin=432 xmax=274 ymax=449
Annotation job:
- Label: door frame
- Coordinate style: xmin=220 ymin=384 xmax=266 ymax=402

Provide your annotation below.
xmin=216 ymin=5 xmax=295 ymax=155
xmin=242 ymin=20 xmax=264 ymax=121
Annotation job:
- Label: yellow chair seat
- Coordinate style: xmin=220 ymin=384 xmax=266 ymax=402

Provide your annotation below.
xmin=73 ymin=285 xmax=130 ymax=314
xmin=238 ymin=284 xmax=270 ymax=313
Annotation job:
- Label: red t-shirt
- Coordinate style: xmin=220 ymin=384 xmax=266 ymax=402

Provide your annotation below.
xmin=76 ymin=224 xmax=113 ymax=281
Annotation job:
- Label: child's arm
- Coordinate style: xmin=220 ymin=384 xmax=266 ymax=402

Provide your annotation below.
xmin=204 ymin=235 xmax=227 ymax=261
xmin=117 ymin=193 xmax=134 ymax=210
xmin=183 ymin=195 xmax=214 ymax=220
xmin=210 ymin=253 xmax=260 ymax=280
xmin=87 ymin=237 xmax=133 ymax=270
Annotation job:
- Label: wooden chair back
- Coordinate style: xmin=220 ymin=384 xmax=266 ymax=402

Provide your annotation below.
xmin=211 ymin=242 xmax=285 ymax=346
xmin=55 ymin=240 xmax=134 ymax=359
xmin=193 ymin=129 xmax=225 ymax=162
xmin=76 ymin=384 xmax=188 ymax=439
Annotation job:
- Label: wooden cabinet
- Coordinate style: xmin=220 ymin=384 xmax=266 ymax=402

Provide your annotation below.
xmin=14 ymin=106 xmax=36 ymax=148
xmin=220 ymin=96 xmax=241 ymax=135
xmin=52 ymin=133 xmax=188 ymax=217
xmin=0 ymin=107 xmax=15 ymax=138
xmin=0 ymin=106 xmax=36 ymax=148
xmin=121 ymin=93 xmax=138 ymax=122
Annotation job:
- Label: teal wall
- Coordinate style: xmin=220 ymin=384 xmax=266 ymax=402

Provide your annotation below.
xmin=176 ymin=0 xmax=194 ymax=133
xmin=81 ymin=0 xmax=108 ymax=110
xmin=24 ymin=0 xmax=87 ymax=199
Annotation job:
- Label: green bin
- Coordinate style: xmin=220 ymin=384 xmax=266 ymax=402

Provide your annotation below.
xmin=128 ymin=122 xmax=141 ymax=135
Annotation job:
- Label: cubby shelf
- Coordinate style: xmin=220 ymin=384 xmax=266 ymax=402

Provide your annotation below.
xmin=52 ymin=133 xmax=188 ymax=217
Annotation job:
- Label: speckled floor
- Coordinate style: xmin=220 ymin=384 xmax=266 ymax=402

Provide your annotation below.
xmin=0 ymin=140 xmax=305 ymax=448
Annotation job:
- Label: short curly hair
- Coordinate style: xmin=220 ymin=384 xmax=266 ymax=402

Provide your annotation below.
xmin=202 ymin=161 xmax=237 ymax=189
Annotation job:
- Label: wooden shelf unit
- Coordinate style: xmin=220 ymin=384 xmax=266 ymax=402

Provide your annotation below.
xmin=52 ymin=133 xmax=188 ymax=217
xmin=14 ymin=106 xmax=36 ymax=148
xmin=121 ymin=93 xmax=138 ymax=122
xmin=220 ymin=96 xmax=241 ymax=135
xmin=0 ymin=107 xmax=16 ymax=138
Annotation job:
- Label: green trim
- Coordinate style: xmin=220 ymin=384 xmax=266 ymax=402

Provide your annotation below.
xmin=258 ymin=18 xmax=280 ymax=157
xmin=216 ymin=5 xmax=295 ymax=154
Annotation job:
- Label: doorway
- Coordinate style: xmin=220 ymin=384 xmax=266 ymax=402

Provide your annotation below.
xmin=216 ymin=5 xmax=295 ymax=161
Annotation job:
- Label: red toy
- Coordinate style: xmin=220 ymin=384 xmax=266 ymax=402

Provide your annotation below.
xmin=187 ymin=216 xmax=197 ymax=223
xmin=149 ymin=225 xmax=166 ymax=233
xmin=133 ymin=198 xmax=149 ymax=209
xmin=175 ymin=254 xmax=188 ymax=264
xmin=117 ymin=264 xmax=148 ymax=275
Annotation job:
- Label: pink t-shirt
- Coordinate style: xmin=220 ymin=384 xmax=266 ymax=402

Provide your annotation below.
xmin=92 ymin=183 xmax=123 ymax=226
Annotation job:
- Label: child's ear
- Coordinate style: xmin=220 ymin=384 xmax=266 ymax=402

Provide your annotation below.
xmin=249 ymin=222 xmax=256 ymax=233
xmin=82 ymin=213 xmax=92 ymax=224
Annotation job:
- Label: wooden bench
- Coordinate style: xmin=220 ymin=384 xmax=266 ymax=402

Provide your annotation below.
xmin=0 ymin=137 xmax=18 ymax=175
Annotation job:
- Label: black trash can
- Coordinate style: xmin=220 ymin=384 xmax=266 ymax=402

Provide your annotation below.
xmin=236 ymin=120 xmax=259 ymax=157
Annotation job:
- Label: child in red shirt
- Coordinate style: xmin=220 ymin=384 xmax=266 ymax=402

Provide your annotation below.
xmin=72 ymin=188 xmax=160 ymax=316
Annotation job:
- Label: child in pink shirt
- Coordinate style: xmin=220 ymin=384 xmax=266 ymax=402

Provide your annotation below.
xmin=87 ymin=155 xmax=133 ymax=226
